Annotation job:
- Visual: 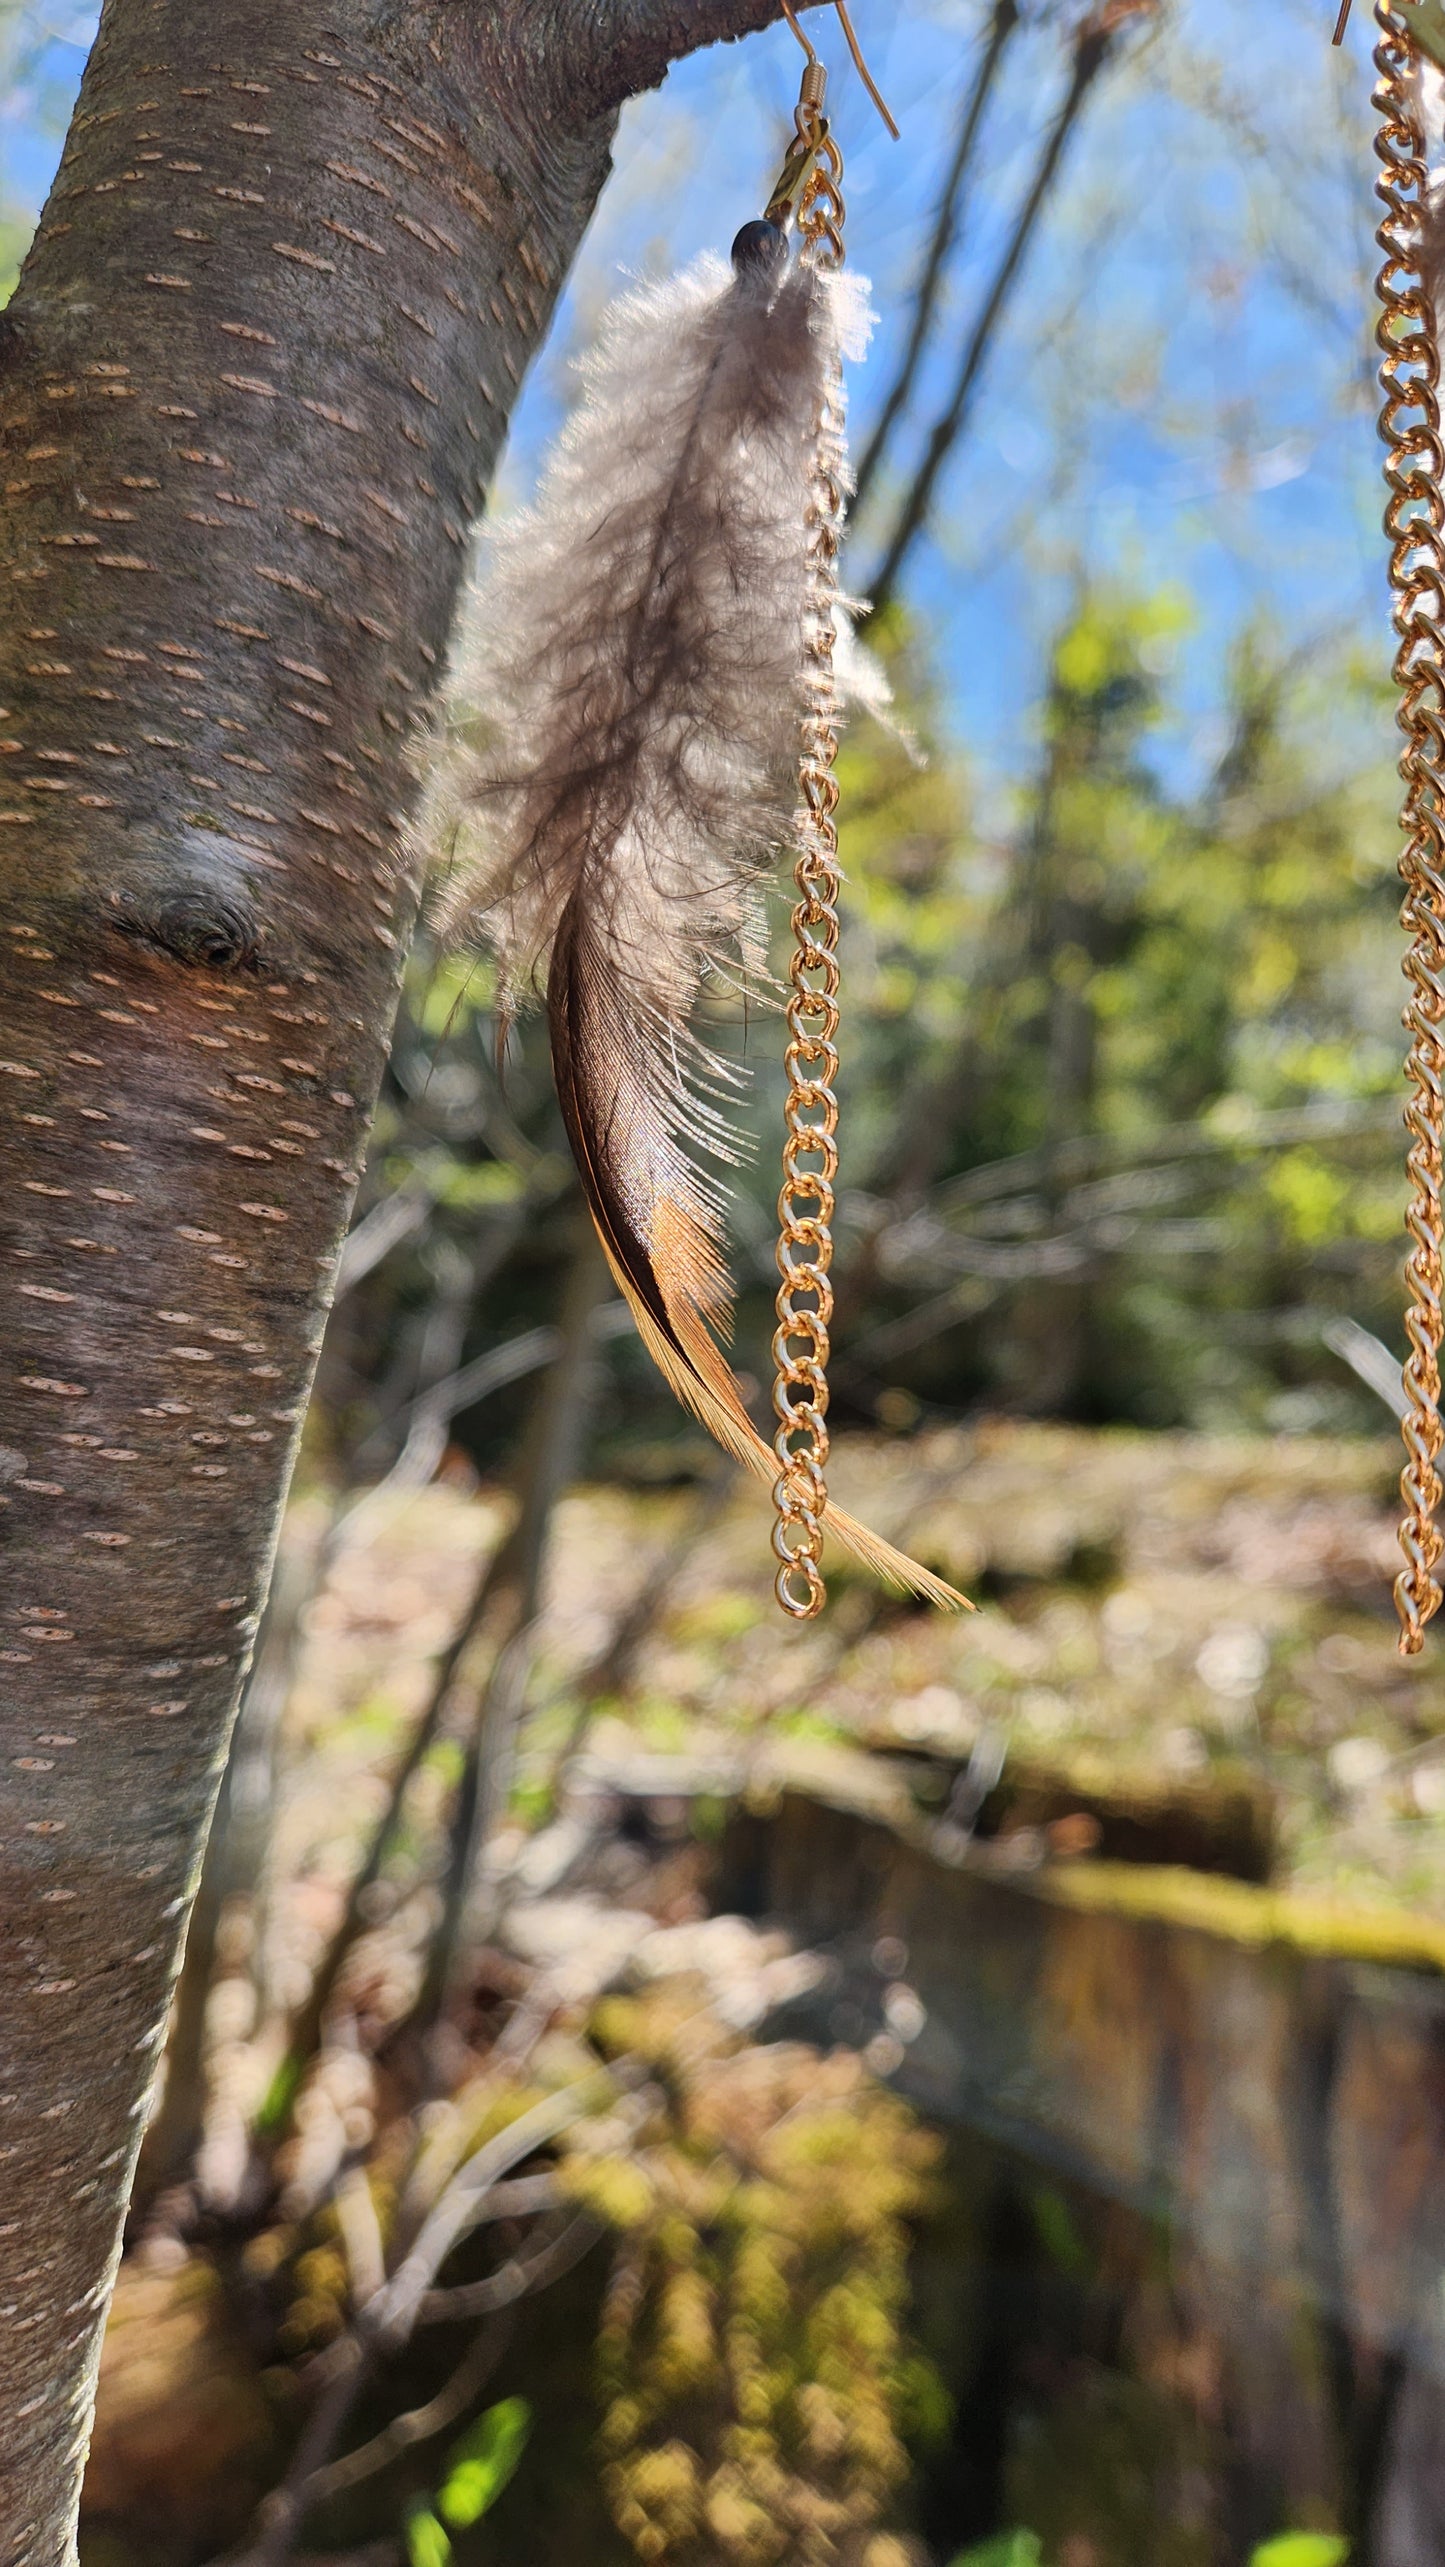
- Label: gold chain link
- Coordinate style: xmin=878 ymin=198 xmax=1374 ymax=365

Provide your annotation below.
xmin=1375 ymin=1 xmax=1445 ymax=1652
xmin=772 ymin=121 xmax=847 ymax=1621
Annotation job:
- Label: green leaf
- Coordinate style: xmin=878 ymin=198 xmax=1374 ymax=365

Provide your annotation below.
xmin=406 ymin=2508 xmax=452 ymax=2567
xmin=252 ymin=2050 xmax=304 ymax=2140
xmin=435 ymin=1160 xmax=526 ymax=1212
xmin=949 ymin=2535 xmax=1044 ymax=2567
xmin=1249 ymin=2538 xmax=1348 ymax=2567
xmin=437 ymin=2395 xmax=533 ymax=2529
xmin=1029 ymin=2183 xmax=1088 ymax=2276
xmin=895 ymin=2350 xmax=953 ymax=2446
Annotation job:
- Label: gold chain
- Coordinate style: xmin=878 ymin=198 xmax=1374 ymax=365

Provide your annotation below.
xmin=772 ymin=122 xmax=847 ymax=1621
xmin=1376 ymin=1 xmax=1445 ymax=1652
xmin=768 ymin=23 xmax=1445 ymax=1648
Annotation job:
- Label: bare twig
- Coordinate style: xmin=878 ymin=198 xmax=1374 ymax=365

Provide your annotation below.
xmin=834 ymin=1101 xmax=1402 ymax=1383
xmin=397 ymin=1302 xmax=633 ymax=1448
xmin=217 ymin=2074 xmax=616 ymax=2567
xmin=867 ymin=3 xmax=1153 ymax=614
xmin=253 ymin=1542 xmax=504 ymax=2144
xmin=833 ymin=1275 xmax=999 ymax=1379
xmin=333 ymin=1184 xmax=434 ymax=1300
xmin=375 ymin=2078 xmax=611 ymax=2344
xmin=416 ymin=2208 xmax=599 ymax=2323
xmin=343 ymin=1188 xmax=544 ymax=1505
xmin=929 ymin=1095 xmax=1399 ymax=1215
xmin=400 ymin=1326 xmax=562 ymax=1436
xmin=1322 ymin=1316 xmax=1409 ymax=1421
xmin=383 ymin=1238 xmax=481 ymax=1491
xmin=851 ymin=0 xmax=1020 ymax=522
xmin=543 ymin=1465 xmax=734 ymax=1807
xmin=438 ymin=1619 xmax=544 ymax=1961
xmin=223 ymin=2337 xmax=374 ymax=2567
xmin=302 ymin=2316 xmax=515 ymax=2506
xmin=459 ymin=2171 xmax=564 ymax=2223
xmin=409 ymin=1232 xmax=614 ymax=2042
xmin=843 ymin=1098 xmax=1397 ymax=1336
xmin=334 ymin=2165 xmax=387 ymax=2314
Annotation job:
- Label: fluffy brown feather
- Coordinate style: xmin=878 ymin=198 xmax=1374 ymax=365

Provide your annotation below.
xmin=429 ymin=250 xmax=965 ymax=1610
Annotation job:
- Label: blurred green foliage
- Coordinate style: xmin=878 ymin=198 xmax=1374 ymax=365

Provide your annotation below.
xmin=1248 ymin=2539 xmax=1350 ymax=2567
xmin=949 ymin=2537 xmax=1043 ymax=2567
xmin=437 ymin=2396 xmax=532 ymax=2529
xmin=833 ymin=596 xmax=1398 ymax=1428
xmin=406 ymin=2509 xmax=453 ymax=2567
xmin=334 ymin=583 xmax=1400 ymax=1506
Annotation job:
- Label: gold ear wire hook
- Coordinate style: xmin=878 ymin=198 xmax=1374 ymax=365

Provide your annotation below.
xmin=778 ymin=0 xmax=819 ymax=61
xmin=764 ymin=2 xmax=897 ymax=229
xmin=778 ymin=0 xmax=901 ymax=140
xmin=828 ymin=0 xmax=901 ymax=137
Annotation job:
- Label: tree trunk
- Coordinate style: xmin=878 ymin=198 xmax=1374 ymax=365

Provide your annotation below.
xmin=0 ymin=1 xmax=793 ymax=2552
xmin=128 ymin=1509 xmax=322 ymax=2220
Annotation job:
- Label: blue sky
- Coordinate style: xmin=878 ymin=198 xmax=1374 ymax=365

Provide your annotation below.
xmin=1 ymin=0 xmax=1391 ymax=813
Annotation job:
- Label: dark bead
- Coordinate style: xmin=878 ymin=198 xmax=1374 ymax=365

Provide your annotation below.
xmin=731 ymin=218 xmax=787 ymax=280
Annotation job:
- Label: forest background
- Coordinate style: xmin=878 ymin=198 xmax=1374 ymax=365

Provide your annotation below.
xmin=2 ymin=0 xmax=1407 ymax=1442
xmin=1 ymin=5 xmax=1430 ymax=2566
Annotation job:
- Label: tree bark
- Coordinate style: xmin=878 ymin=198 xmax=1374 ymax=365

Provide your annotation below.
xmin=0 ymin=1 xmax=805 ymax=2554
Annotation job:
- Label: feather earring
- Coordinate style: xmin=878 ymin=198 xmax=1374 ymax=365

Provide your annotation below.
xmin=430 ymin=9 xmax=968 ymax=1620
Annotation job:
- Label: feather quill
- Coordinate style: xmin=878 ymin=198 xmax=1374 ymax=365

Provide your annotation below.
xmin=429 ymin=250 xmax=964 ymax=1611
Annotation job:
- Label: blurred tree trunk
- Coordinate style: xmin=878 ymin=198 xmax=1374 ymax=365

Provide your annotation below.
xmin=1003 ymin=614 xmax=1154 ymax=1414
xmin=0 ymin=0 xmax=799 ymax=2550
xmin=419 ymin=1225 xmax=612 ymax=2045
xmin=1008 ymin=740 xmax=1102 ymax=1413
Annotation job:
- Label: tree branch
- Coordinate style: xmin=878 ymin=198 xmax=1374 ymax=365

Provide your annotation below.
xmin=415 ymin=2209 xmax=599 ymax=2323
xmin=535 ymin=0 xmax=829 ymax=121
xmin=254 ymin=1535 xmax=503 ymax=2145
xmin=409 ymin=1228 xmax=613 ymax=2041
xmin=335 ymin=2164 xmax=388 ymax=2313
xmin=866 ymin=2 xmax=1154 ymax=612
xmin=302 ymin=2316 xmax=514 ymax=2508
xmin=852 ymin=0 xmax=1020 ymax=522
xmin=215 ymin=2076 xmax=621 ymax=2567
xmin=376 ymin=2074 xmax=612 ymax=2343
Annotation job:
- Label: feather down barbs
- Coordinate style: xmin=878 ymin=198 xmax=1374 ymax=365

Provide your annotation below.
xmin=430 ymin=249 xmax=964 ymax=1612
